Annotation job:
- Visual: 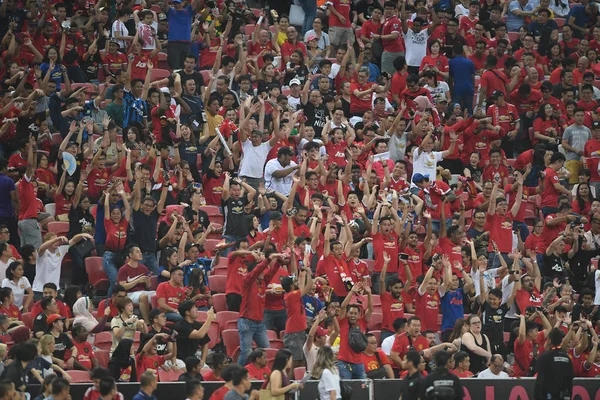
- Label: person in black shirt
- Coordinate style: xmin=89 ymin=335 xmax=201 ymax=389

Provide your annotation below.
xmin=47 ymin=314 xmax=77 ymax=369
xmin=534 ymin=328 xmax=573 ymax=400
xmin=131 ymin=179 xmax=168 ymax=275
xmin=177 ymin=55 xmax=206 ymax=97
xmin=33 ymin=296 xmax=58 ymax=339
xmin=301 ymin=84 xmax=328 ymax=138
xmin=174 ymin=301 xmax=215 ymax=366
xmin=572 ymin=289 xmax=599 ymax=325
xmin=178 ymin=356 xmax=204 ymax=382
xmin=222 ymin=176 xmax=255 ymax=253
xmin=400 ymin=350 xmax=424 ymax=400
xmin=142 ymin=308 xmax=183 ymax=370
xmin=1 ymin=342 xmax=38 ymax=393
xmin=479 ymin=265 xmax=519 ymax=355
xmin=419 ymin=351 xmax=463 ymax=400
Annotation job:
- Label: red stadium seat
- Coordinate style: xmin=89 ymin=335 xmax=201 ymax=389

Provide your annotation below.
xmin=216 ymin=311 xmax=239 ymax=332
xmin=200 ymin=205 xmax=222 ymax=216
xmin=158 ymin=369 xmax=182 ymax=382
xmin=94 ymin=331 xmax=113 ymax=352
xmin=208 ymin=275 xmax=227 ymax=293
xmin=85 ymin=257 xmax=110 ymax=295
xmin=66 ymin=370 xmax=92 ymax=383
xmin=267 ymin=330 xmax=278 ymax=341
xmin=212 ymin=293 xmax=227 ymax=312
xmin=47 ymin=221 xmax=69 ymax=235
xmin=21 ymin=312 xmax=33 ymax=330
xmin=367 ymin=313 xmax=382 ymax=331
xmin=294 ymin=367 xmax=306 ymax=380
xmin=222 ymin=329 xmax=241 ymax=358
xmin=95 ymin=349 xmax=110 ymax=368
xmin=150 ymin=68 xmax=171 ymax=81
xmin=207 ymin=320 xmax=220 ymax=349
xmin=204 ymin=239 xmax=223 ymax=253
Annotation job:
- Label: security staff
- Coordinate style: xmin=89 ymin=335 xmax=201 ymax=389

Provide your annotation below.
xmin=400 ymin=350 xmax=424 ymax=400
xmin=419 ymin=351 xmax=463 ymax=400
xmin=534 ymin=328 xmax=574 ymax=400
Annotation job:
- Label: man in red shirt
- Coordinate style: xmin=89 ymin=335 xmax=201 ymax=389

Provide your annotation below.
xmin=376 ymin=1 xmax=404 ymax=75
xmin=156 ymin=267 xmax=187 ymax=323
xmin=486 ymin=91 xmax=520 ymax=140
xmin=17 ymin=135 xmax=41 ymax=249
xmin=350 ymin=68 xmax=386 ymax=115
xmin=71 ymin=324 xmax=98 ymax=372
xmin=371 ymin=202 xmax=402 ymax=294
xmin=515 ymin=271 xmax=543 ymax=316
xmin=584 ymin=121 xmax=600 ymax=195
xmin=482 ymin=149 xmax=510 ymax=187
xmin=328 ymin=0 xmax=353 ymax=49
xmin=282 ymin=267 xmax=312 ymax=369
xmin=389 ymin=316 xmax=433 ymax=368
xmin=479 ymin=59 xmax=509 ymax=108
xmin=280 ymin=26 xmax=307 ymax=64
xmin=540 ymin=152 xmax=572 ymax=216
xmin=415 ymin=261 xmax=449 ymax=332
xmin=379 ymin=252 xmax=412 ymax=341
xmin=117 ymin=245 xmax=154 ymax=324
xmin=337 ymin=282 xmax=373 ymax=378
xmin=224 ymin=240 xmax=255 ymax=312
xmin=513 ymin=314 xmax=540 ymax=377
xmin=97 ymin=285 xmax=127 ymax=322
xmin=245 ymin=349 xmax=271 ymax=380
xmin=237 ymin=253 xmax=281 ymax=366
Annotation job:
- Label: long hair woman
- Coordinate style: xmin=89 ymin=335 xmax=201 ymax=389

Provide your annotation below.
xmin=2 ymin=261 xmax=33 ymax=311
xmin=312 ymin=346 xmax=340 ymax=400
xmin=262 ymin=349 xmax=301 ymax=400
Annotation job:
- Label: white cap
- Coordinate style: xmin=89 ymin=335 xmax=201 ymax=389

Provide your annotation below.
xmin=289 ymin=78 xmax=301 ymax=86
xmin=159 ymin=87 xmax=170 ymax=94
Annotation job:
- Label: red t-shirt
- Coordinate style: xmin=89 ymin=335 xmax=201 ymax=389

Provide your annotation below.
xmin=136 ymin=353 xmax=165 ymax=378
xmin=0 ymin=304 xmax=20 ymax=319
xmin=225 ymin=253 xmax=249 ymax=295
xmin=202 ymin=174 xmax=225 ymax=206
xmin=325 ymin=141 xmax=348 ymax=167
xmin=104 ymin=218 xmax=129 ymax=252
xmin=403 ymin=244 xmax=425 ymax=283
xmin=129 ymin=52 xmax=157 ymax=81
xmin=480 ymin=70 xmax=507 ymax=97
xmin=338 ymin=317 xmax=367 ymax=364
xmin=209 ymin=386 xmax=229 ymax=400
xmin=329 ymin=0 xmax=352 ymax=27
xmin=97 ymin=298 xmax=119 ymax=320
xmin=31 ymin=299 xmax=71 ymax=319
xmin=281 ymin=41 xmax=307 ymax=60
xmin=240 ymin=260 xmax=280 ymax=321
xmin=451 ymin=369 xmax=474 ymax=378
xmin=363 ymin=350 xmax=391 ymax=373
xmin=116 ymin=263 xmax=150 ymax=293
xmin=348 ymin=258 xmax=370 ymax=283
xmin=323 ymin=254 xmax=353 ymax=297
xmin=537 ymin=214 xmax=565 ymax=254
xmin=532 ymin=118 xmax=560 ymax=145
xmin=284 ymin=290 xmax=307 ymax=334
xmin=373 ymin=232 xmax=400 ymax=273
xmin=350 ymin=82 xmax=376 ymax=115
xmin=515 ymin=288 xmax=543 ymax=314
xmin=87 ymin=167 xmax=112 ymax=201
xmin=415 ymin=289 xmax=441 ymax=331
xmin=459 ymin=16 xmax=478 ymax=36
xmin=381 ymin=16 xmax=404 ymax=53
xmin=484 ymin=213 xmax=514 ymax=253
xmin=513 ymin=339 xmax=534 ymax=377
xmin=102 ymin=52 xmax=128 ymax=74
xmin=391 ymin=333 xmax=430 ymax=363
xmin=482 ymin=164 xmax=510 ymax=186
xmin=265 ymin=268 xmax=288 ymax=311
xmin=584 ymin=138 xmax=600 ymax=182
xmin=381 ymin=291 xmax=406 ymax=332
xmin=540 ymin=167 xmax=560 ymax=208
xmin=17 ymin=176 xmax=38 ymax=220
xmin=8 ymin=153 xmax=27 ymax=170
xmin=246 ymin=363 xmax=272 ymax=380
xmin=74 ymin=341 xmax=95 ymax=370
xmin=439 ymin=237 xmax=463 ymax=276
xmin=156 ymin=281 xmax=187 ymax=310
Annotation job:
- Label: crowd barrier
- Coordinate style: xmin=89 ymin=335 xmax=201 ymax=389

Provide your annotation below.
xmin=25 ymin=378 xmax=600 ymax=400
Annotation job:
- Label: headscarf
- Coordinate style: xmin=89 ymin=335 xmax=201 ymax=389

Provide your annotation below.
xmin=414 ymin=96 xmax=433 ymax=112
xmin=72 ymin=296 xmax=98 ymax=332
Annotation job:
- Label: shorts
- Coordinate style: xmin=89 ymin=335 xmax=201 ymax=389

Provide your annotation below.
xmin=565 ymin=159 xmax=581 ymax=184
xmin=329 ymin=26 xmax=354 ymax=46
xmin=37 ymin=212 xmax=51 ymax=221
xmin=127 ymin=291 xmax=156 ymax=304
xmin=283 ymin=331 xmax=307 ymax=361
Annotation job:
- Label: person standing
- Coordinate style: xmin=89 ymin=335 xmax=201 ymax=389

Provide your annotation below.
xmin=373 ymin=2 xmax=403 ymax=75
xmin=132 ymin=371 xmax=158 ymax=400
xmin=449 ymin=43 xmax=476 ymax=114
xmin=0 ymin=158 xmax=18 ymax=248
xmin=534 ymin=328 xmax=573 ymax=400
xmin=401 ymin=1 xmax=440 ymax=75
xmin=419 ymin=351 xmax=463 ymax=400
xmin=561 ymin=109 xmax=592 ymax=185
xmin=16 ymin=136 xmax=40 ymax=249
xmin=160 ymin=0 xmax=203 ymax=70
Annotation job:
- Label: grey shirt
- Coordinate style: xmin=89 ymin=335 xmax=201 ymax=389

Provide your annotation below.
xmin=223 ymin=390 xmax=248 ymax=400
xmin=562 ymin=124 xmax=591 ymax=161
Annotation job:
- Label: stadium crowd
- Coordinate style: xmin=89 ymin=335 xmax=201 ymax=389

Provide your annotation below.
xmin=0 ymin=0 xmax=599 ymax=397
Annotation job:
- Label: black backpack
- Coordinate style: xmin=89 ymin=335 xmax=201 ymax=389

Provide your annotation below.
xmin=348 ymin=326 xmax=368 ymax=353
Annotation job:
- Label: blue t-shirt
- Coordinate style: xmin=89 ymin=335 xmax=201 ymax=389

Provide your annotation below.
xmin=0 ymin=175 xmax=15 ymax=218
xmin=40 ymin=63 xmax=63 ymax=89
xmin=167 ymin=5 xmax=194 ymax=42
xmin=567 ymin=5 xmax=592 ymax=28
xmin=302 ymin=294 xmax=324 ymax=319
xmin=449 ymin=56 xmax=475 ymax=95
xmin=441 ymin=288 xmax=464 ymax=331
xmin=507 ymin=0 xmax=534 ymax=31
xmin=123 ymin=91 xmax=147 ymax=128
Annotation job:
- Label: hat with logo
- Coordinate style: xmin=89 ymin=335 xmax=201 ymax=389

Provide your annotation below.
xmin=412 ymin=173 xmax=430 ymax=184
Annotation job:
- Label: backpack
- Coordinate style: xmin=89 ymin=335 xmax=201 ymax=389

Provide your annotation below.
xmin=348 ymin=326 xmax=368 ymax=353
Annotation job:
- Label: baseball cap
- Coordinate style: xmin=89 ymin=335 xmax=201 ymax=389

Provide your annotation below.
xmin=270 ymin=211 xmax=283 ymax=221
xmin=159 ymin=13 xmax=167 ymax=21
xmin=315 ymin=327 xmax=328 ymax=337
xmin=160 ymin=87 xmax=170 ymax=94
xmin=185 ymin=243 xmax=200 ymax=252
xmin=412 ymin=173 xmax=430 ymax=184
xmin=306 ymin=34 xmax=317 ymax=42
xmin=289 ymin=78 xmax=301 ymax=86
xmin=592 ymin=121 xmax=600 ymax=130
xmin=491 ymin=90 xmax=504 ymax=99
xmin=46 ymin=314 xmax=66 ymax=325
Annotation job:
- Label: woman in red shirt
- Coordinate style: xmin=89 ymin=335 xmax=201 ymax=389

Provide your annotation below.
xmin=247 ymin=216 xmax=267 ymax=248
xmin=419 ymin=39 xmax=449 ymax=81
xmin=202 ymin=155 xmax=225 ymax=206
xmin=188 ymin=268 xmax=212 ymax=311
xmin=55 ymin=169 xmax=76 ymax=221
xmin=102 ymin=186 xmax=130 ymax=297
xmin=572 ymin=182 xmax=593 ymax=217
xmin=35 ymin=153 xmax=57 ymax=202
xmin=532 ymin=103 xmax=560 ymax=146
xmin=524 ymin=218 xmax=544 ymax=259
xmin=0 ymin=287 xmax=23 ymax=330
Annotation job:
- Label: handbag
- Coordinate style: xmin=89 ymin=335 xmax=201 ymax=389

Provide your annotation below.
xmin=289 ymin=4 xmax=305 ymax=27
xmin=72 ymin=238 xmax=95 ymax=259
xmin=259 ymin=378 xmax=284 ymax=400
xmin=340 ymin=381 xmax=353 ymax=400
xmin=366 ymin=352 xmax=388 ymax=379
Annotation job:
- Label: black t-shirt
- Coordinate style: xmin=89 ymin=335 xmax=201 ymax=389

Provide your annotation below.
xmin=178 ymin=70 xmax=206 ymax=96
xmin=33 ymin=313 xmax=48 ymax=336
xmin=419 ymin=369 xmax=463 ymax=400
xmin=0 ymin=8 xmax=26 ymax=38
xmin=222 ymin=195 xmax=249 ymax=237
xmin=174 ymin=319 xmax=211 ymax=360
xmin=79 ymin=51 xmax=103 ymax=82
xmin=68 ymin=207 xmax=95 ymax=238
xmin=481 ymin=302 xmax=509 ymax=344
xmin=302 ymin=102 xmax=328 ymax=138
xmin=197 ymin=209 xmax=210 ymax=231
xmin=481 ymin=19 xmax=502 ymax=38
xmin=572 ymin=303 xmax=599 ymax=324
xmin=542 ymin=253 xmax=567 ymax=281
xmin=400 ymin=371 xmax=423 ymax=400
xmin=132 ymin=209 xmax=160 ymax=253
xmin=144 ymin=327 xmax=173 ymax=356
xmin=355 ymin=0 xmax=382 ymax=20
xmin=1 ymin=359 xmax=27 ymax=390
xmin=52 ymin=332 xmax=74 ymax=361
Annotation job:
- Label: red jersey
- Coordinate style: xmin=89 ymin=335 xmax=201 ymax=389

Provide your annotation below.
xmin=225 ymin=253 xmax=250 ymax=295
xmin=468 ymin=53 xmax=486 ymax=71
xmin=129 ymin=52 xmax=157 ymax=81
xmin=389 ymin=71 xmax=407 ymax=102
xmin=381 ymin=16 xmax=404 ymax=53
xmin=265 ymin=267 xmax=287 ymax=311
xmin=451 ymin=369 xmax=474 ymax=378
xmin=363 ymin=350 xmax=392 ymax=373
xmin=54 ymin=193 xmax=73 ymax=217
xmin=73 ymin=341 xmax=95 ymax=370
xmin=199 ymin=38 xmax=220 ymax=69
xmin=240 ymin=260 xmax=280 ymax=321
xmin=485 ymin=212 xmax=514 ymax=253
xmin=585 ymin=138 xmax=600 ymax=182
xmin=381 ymin=291 xmax=405 ymax=332
xmin=482 ymin=164 xmax=510 ymax=185
xmin=97 ymin=298 xmax=119 ymax=320
xmin=156 ymin=281 xmax=187 ymax=310
xmin=0 ymin=304 xmax=20 ymax=319
xmin=325 ymin=140 xmax=349 ymax=167
xmin=459 ymin=16 xmax=478 ymax=36
xmin=403 ymin=244 xmax=425 ymax=282
xmin=17 ymin=175 xmax=37 ymax=220
xmin=373 ymin=232 xmax=400 ymax=273
xmin=537 ymin=214 xmax=565 ymax=254
xmin=509 ymin=89 xmax=543 ymax=114
xmin=87 ymin=167 xmax=112 ymax=201
xmin=281 ymin=41 xmax=307 ymax=60
xmin=246 ymin=363 xmax=271 ymax=380
xmin=480 ymin=70 xmax=508 ymax=98
xmin=532 ymin=118 xmax=560 ymax=146
xmin=329 ymin=0 xmax=352 ymax=28
xmin=540 ymin=167 xmax=560 ymax=208
xmin=136 ymin=353 xmax=165 ymax=379
xmin=338 ymin=317 xmax=367 ymax=363
xmin=415 ymin=289 xmax=441 ymax=331
xmin=31 ymin=299 xmax=71 ymax=319
xmin=202 ymin=174 xmax=225 ymax=206
xmin=8 ymin=153 xmax=27 ymax=170
xmin=284 ymin=290 xmax=307 ymax=333
xmin=102 ymin=52 xmax=128 ymax=75
xmin=348 ymin=258 xmax=370 ymax=283
xmin=391 ymin=333 xmax=430 ymax=362
xmin=515 ymin=288 xmax=543 ymax=314
xmin=513 ymin=339 xmax=535 ymax=377
xmin=361 ymin=20 xmax=382 ymax=41
xmin=104 ymin=218 xmax=128 ymax=252
xmin=322 ymin=254 xmax=354 ymax=297
xmin=350 ymin=82 xmax=376 ymax=114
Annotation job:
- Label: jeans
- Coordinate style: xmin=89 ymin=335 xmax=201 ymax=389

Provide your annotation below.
xmin=513 ymin=221 xmax=530 ymax=242
xmin=221 ymin=235 xmax=244 ymax=257
xmin=337 ymin=360 xmax=366 ymax=379
xmin=142 ymin=252 xmax=158 ymax=275
xmin=264 ymin=309 xmax=287 ymax=332
xmin=487 ymin=251 xmax=510 ymax=269
xmin=167 ymin=41 xmax=191 ymax=70
xmin=300 ymin=0 xmax=317 ymax=35
xmin=69 ymin=247 xmax=88 ymax=287
xmin=102 ymin=251 xmax=119 ymax=297
xmin=238 ymin=318 xmax=270 ymax=366
xmin=165 ymin=312 xmax=184 ymax=322
xmin=452 ymin=91 xmax=474 ymax=115
xmin=371 ymin=272 xmax=399 ymax=295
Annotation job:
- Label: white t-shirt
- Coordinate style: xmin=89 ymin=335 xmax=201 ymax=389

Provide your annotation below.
xmin=2 ymin=277 xmax=31 ymax=308
xmin=477 ymin=368 xmax=510 ymax=379
xmin=502 ymin=275 xmax=518 ymax=318
xmin=410 ymin=148 xmax=443 ymax=188
xmin=0 ymin=258 xmax=14 ymax=284
xmin=425 ymin=82 xmax=450 ymax=105
xmin=404 ymin=28 xmax=429 ymax=67
xmin=239 ymin=140 xmax=272 ymax=179
xmin=381 ymin=335 xmax=396 ymax=356
xmin=471 ymin=268 xmax=499 ymax=297
xmin=264 ymin=159 xmax=298 ymax=196
xmin=111 ymin=20 xmax=129 ymax=50
xmin=595 ymin=270 xmax=600 ymax=305
xmin=288 ymin=95 xmax=302 ymax=111
xmin=318 ymin=369 xmax=341 ymax=400
xmin=32 ymin=245 xmax=69 ymax=292
xmin=136 ymin=21 xmax=158 ymax=50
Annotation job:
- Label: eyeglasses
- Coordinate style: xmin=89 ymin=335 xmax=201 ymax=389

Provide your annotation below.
xmin=0 ymin=231 xmax=9 ymax=234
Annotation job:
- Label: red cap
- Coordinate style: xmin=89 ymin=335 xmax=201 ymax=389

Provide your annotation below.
xmin=315 ymin=327 xmax=328 ymax=337
xmin=46 ymin=314 xmax=66 ymax=325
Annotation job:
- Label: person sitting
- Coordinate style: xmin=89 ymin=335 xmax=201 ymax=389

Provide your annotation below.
xmin=73 ymin=296 xmax=110 ymax=333
xmin=116 ymin=244 xmax=156 ymax=324
xmin=156 ymin=267 xmax=187 ymax=322
xmin=246 ymin=348 xmax=272 ymax=380
xmin=178 ymin=357 xmax=203 ymax=382
xmin=71 ymin=323 xmax=98 ymax=373
xmin=110 ymin=297 xmax=147 ymax=355
xmin=83 ymin=367 xmax=125 ymax=400
xmin=33 ymin=296 xmax=60 ymax=339
xmin=32 ymin=335 xmax=73 ymax=383
xmin=202 ymin=352 xmax=229 ymax=381
xmin=97 ymin=285 xmax=127 ymax=323
xmin=46 ymin=314 xmax=78 ymax=369
xmin=30 ymin=283 xmax=71 ymax=319
xmin=136 ymin=332 xmax=172 ymax=378
xmin=0 ymin=288 xmax=25 ymax=326
xmin=1 ymin=261 xmax=33 ymax=312
xmin=45 ymin=377 xmax=71 ymax=400
xmin=451 ymin=351 xmax=474 ymax=378
xmin=145 ymin=308 xmax=184 ymax=371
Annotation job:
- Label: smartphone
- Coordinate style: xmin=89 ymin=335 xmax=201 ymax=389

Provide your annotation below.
xmin=399 ymin=253 xmax=409 ymax=261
